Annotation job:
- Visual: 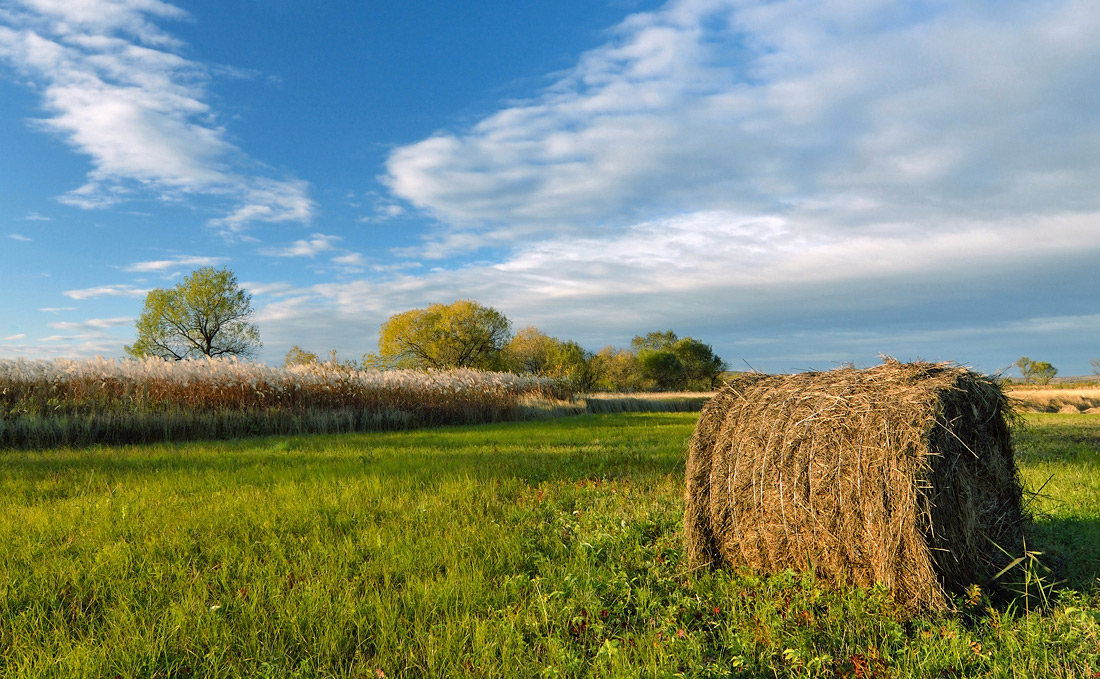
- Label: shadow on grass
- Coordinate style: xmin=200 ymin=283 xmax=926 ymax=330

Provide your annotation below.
xmin=1027 ymin=516 xmax=1100 ymax=593
xmin=1 ymin=413 xmax=696 ymax=491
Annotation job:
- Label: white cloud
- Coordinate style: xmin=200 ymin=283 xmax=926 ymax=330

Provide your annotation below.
xmin=121 ymin=255 xmax=226 ymax=272
xmin=209 ymin=178 xmax=316 ymax=234
xmin=384 ymin=0 xmax=1100 ymax=258
xmin=40 ymin=306 xmax=76 ymax=312
xmin=22 ymin=212 xmax=51 ymax=220
xmin=332 ymin=252 xmax=365 ymax=267
xmin=47 ymin=316 xmax=132 ymax=331
xmin=260 ymin=233 xmax=341 ymax=258
xmin=9 ymin=233 xmax=32 ymax=241
xmin=244 ymin=205 xmax=1100 ymax=372
xmin=0 ymin=0 xmax=315 ymax=230
xmin=63 ymin=284 xmax=148 ymax=299
xmin=0 ymin=336 xmax=125 ymax=358
xmin=2 ymin=334 xmax=26 ymax=341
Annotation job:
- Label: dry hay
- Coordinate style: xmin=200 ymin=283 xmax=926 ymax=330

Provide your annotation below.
xmin=684 ymin=360 xmax=1025 ymax=612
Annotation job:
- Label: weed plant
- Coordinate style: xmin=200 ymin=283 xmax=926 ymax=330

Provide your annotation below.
xmin=0 ymin=413 xmax=1097 ymax=677
xmin=0 ymin=357 xmax=571 ymax=448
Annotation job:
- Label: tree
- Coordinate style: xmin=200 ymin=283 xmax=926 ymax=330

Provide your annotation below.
xmin=503 ymin=326 xmax=557 ymax=375
xmin=591 ymin=346 xmax=648 ymax=392
xmin=1016 ymin=356 xmax=1057 ymax=385
xmin=377 ymin=300 xmax=512 ymax=369
xmin=631 ymin=330 xmax=728 ymax=390
xmin=284 ymin=345 xmax=319 ymax=367
xmin=631 ymin=330 xmax=679 ymax=352
xmin=125 ymin=267 xmax=260 ymax=360
xmin=671 ymin=337 xmax=728 ymax=389
xmin=502 ymin=326 xmax=599 ymax=390
xmin=1031 ymin=361 xmax=1057 ymax=385
xmin=638 ymin=349 xmax=685 ymax=390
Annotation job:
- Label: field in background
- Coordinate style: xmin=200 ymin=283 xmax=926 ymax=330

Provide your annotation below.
xmin=0 ymin=412 xmax=1097 ymax=677
xmin=1007 ymin=387 xmax=1100 ymax=413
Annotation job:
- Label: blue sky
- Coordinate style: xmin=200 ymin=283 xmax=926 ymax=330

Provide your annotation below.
xmin=1 ymin=0 xmax=1098 ymax=376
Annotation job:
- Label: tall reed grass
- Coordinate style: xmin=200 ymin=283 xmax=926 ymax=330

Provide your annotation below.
xmin=0 ymin=357 xmax=573 ymax=448
xmin=583 ymin=392 xmax=712 ymax=414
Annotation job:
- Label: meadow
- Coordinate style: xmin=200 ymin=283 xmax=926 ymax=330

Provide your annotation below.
xmin=0 ymin=412 xmax=1097 ymax=677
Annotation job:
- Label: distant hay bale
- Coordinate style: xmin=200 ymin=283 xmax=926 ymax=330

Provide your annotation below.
xmin=684 ymin=360 xmax=1025 ymax=612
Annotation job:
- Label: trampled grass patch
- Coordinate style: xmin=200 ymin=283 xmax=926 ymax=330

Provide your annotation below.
xmin=0 ymin=413 xmax=1097 ymax=677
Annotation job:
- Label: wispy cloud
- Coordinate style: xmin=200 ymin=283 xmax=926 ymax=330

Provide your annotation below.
xmin=121 ymin=255 xmax=226 ymax=273
xmin=22 ymin=212 xmax=51 ymax=221
xmin=385 ymin=0 xmax=1100 ymax=261
xmin=260 ymin=233 xmax=341 ymax=258
xmin=63 ymin=284 xmax=148 ymax=300
xmin=48 ymin=316 xmax=132 ymax=331
xmin=0 ymin=0 xmax=314 ymax=230
xmin=332 ymin=252 xmax=365 ymax=266
xmin=9 ymin=233 xmax=32 ymax=241
xmin=40 ymin=306 xmax=76 ymax=313
xmin=2 ymin=334 xmax=26 ymax=341
xmin=208 ymin=178 xmax=316 ymax=235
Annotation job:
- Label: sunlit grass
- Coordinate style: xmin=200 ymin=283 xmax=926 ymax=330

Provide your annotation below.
xmin=0 ymin=413 xmax=1097 ymax=677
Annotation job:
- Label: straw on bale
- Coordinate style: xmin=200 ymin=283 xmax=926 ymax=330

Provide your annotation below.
xmin=684 ymin=360 xmax=1024 ymax=612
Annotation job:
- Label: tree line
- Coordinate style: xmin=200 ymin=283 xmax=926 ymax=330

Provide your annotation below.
xmin=124 ymin=268 xmax=728 ymax=392
xmin=122 ymin=267 xmax=1078 ymax=389
xmin=292 ymin=300 xmax=728 ymax=392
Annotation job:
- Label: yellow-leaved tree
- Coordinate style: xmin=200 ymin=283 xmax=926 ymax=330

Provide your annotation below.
xmin=374 ymin=300 xmax=511 ymax=370
xmin=125 ymin=267 xmax=261 ymax=360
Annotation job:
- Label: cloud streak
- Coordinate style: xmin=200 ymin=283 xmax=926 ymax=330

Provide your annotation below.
xmin=0 ymin=0 xmax=314 ymax=230
xmin=63 ymin=284 xmax=148 ymax=300
xmin=48 ymin=316 xmax=132 ymax=331
xmin=260 ymin=233 xmax=341 ymax=258
xmin=122 ymin=255 xmax=227 ymax=273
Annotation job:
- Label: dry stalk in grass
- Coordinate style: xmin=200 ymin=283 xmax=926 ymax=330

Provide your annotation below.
xmin=684 ymin=359 xmax=1025 ymax=613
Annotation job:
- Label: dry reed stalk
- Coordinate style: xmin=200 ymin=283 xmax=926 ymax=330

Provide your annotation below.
xmin=684 ymin=360 xmax=1024 ymax=612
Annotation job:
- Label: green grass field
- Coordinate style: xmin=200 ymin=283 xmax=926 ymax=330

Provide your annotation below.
xmin=1 ymin=413 xmax=1097 ymax=678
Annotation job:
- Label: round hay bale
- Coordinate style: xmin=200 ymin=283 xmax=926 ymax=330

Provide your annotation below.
xmin=684 ymin=360 xmax=1025 ymax=612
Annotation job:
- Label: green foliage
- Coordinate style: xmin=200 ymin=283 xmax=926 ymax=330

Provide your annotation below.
xmin=1 ymin=413 xmax=1098 ymax=676
xmin=377 ymin=299 xmax=512 ymax=369
xmin=125 ymin=266 xmax=260 ymax=360
xmin=591 ymin=346 xmax=649 ymax=392
xmin=284 ymin=345 xmax=319 ymax=367
xmin=630 ymin=330 xmax=679 ymax=352
xmin=632 ymin=331 xmax=728 ymax=391
xmin=672 ymin=337 xmax=728 ymax=389
xmin=503 ymin=326 xmax=599 ymax=391
xmin=1017 ymin=356 xmax=1058 ymax=385
xmin=637 ymin=349 xmax=685 ymax=390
